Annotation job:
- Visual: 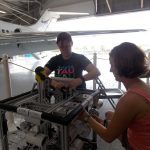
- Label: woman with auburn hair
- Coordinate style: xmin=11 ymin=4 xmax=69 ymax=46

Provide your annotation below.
xmin=79 ymin=42 xmax=150 ymax=150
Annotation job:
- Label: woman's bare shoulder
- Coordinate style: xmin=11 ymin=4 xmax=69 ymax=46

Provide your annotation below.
xmin=117 ymin=92 xmax=143 ymax=111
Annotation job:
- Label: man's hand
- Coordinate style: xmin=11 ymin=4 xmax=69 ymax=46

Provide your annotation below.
xmin=51 ymin=80 xmax=64 ymax=89
xmin=67 ymin=78 xmax=82 ymax=90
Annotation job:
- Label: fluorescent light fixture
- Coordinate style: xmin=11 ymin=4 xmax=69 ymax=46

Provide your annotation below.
xmin=0 ymin=10 xmax=6 ymax=14
xmin=54 ymin=11 xmax=89 ymax=15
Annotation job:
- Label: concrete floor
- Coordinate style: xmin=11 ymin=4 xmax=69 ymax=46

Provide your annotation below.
xmin=0 ymin=56 xmax=125 ymax=150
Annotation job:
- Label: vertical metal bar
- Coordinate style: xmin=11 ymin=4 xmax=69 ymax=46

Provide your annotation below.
xmin=118 ymin=82 xmax=121 ymax=89
xmin=60 ymin=125 xmax=69 ymax=150
xmin=147 ymin=53 xmax=150 ymax=85
xmin=64 ymin=126 xmax=69 ymax=150
xmin=37 ymin=81 xmax=46 ymax=103
xmin=60 ymin=125 xmax=65 ymax=150
xmin=0 ymin=110 xmax=9 ymax=150
xmin=105 ymin=0 xmax=112 ymax=13
xmin=37 ymin=82 xmax=42 ymax=103
xmin=2 ymin=54 xmax=15 ymax=128
xmin=146 ymin=78 xmax=149 ymax=84
xmin=141 ymin=0 xmax=144 ymax=8
xmin=92 ymin=130 xmax=97 ymax=149
xmin=2 ymin=54 xmax=11 ymax=97
xmin=93 ymin=53 xmax=97 ymax=90
xmin=28 ymin=0 xmax=30 ymax=13
xmin=94 ymin=0 xmax=97 ymax=14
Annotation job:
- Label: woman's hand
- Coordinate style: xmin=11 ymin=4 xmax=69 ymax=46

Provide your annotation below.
xmin=105 ymin=111 xmax=114 ymax=120
xmin=78 ymin=109 xmax=91 ymax=122
xmin=78 ymin=109 xmax=103 ymax=124
xmin=92 ymin=115 xmax=103 ymax=124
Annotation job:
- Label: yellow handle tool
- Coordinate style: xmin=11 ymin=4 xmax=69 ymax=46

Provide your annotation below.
xmin=35 ymin=66 xmax=46 ymax=82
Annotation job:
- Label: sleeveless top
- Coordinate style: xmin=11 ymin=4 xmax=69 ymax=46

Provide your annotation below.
xmin=127 ymin=87 xmax=150 ymax=150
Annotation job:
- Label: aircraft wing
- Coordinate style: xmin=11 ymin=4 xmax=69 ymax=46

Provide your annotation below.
xmin=0 ymin=29 xmax=146 ymax=56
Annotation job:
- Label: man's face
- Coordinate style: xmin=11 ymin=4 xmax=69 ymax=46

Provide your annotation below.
xmin=57 ymin=40 xmax=73 ymax=57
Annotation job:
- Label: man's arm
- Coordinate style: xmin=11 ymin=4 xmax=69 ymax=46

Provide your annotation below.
xmin=80 ymin=54 xmax=100 ymax=81
xmin=67 ymin=63 xmax=100 ymax=89
xmin=67 ymin=53 xmax=100 ymax=89
xmin=44 ymin=56 xmax=57 ymax=77
xmin=83 ymin=63 xmax=100 ymax=81
xmin=44 ymin=66 xmax=64 ymax=89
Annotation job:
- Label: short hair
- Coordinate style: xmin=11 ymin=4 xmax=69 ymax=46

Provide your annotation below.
xmin=109 ymin=42 xmax=148 ymax=78
xmin=56 ymin=32 xmax=72 ymax=44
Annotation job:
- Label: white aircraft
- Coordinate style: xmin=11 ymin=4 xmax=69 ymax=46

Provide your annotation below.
xmin=0 ymin=9 xmax=147 ymax=57
xmin=0 ymin=9 xmax=92 ymax=33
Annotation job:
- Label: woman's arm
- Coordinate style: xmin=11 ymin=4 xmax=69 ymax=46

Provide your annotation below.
xmin=81 ymin=93 xmax=140 ymax=142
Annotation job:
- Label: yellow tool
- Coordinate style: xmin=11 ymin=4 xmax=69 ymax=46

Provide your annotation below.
xmin=35 ymin=66 xmax=46 ymax=82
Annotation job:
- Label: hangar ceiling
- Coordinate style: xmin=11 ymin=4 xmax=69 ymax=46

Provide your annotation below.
xmin=0 ymin=0 xmax=94 ymax=25
xmin=0 ymin=0 xmax=48 ymax=25
xmin=96 ymin=0 xmax=150 ymax=14
xmin=0 ymin=0 xmax=150 ymax=25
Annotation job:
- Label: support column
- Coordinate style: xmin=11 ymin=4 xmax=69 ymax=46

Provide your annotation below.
xmin=93 ymin=53 xmax=97 ymax=90
xmin=2 ymin=54 xmax=15 ymax=132
xmin=0 ymin=110 xmax=9 ymax=150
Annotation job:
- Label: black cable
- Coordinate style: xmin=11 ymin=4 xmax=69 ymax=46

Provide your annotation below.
xmin=8 ymin=61 xmax=35 ymax=72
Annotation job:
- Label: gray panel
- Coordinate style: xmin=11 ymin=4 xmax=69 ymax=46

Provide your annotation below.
xmin=96 ymin=0 xmax=150 ymax=14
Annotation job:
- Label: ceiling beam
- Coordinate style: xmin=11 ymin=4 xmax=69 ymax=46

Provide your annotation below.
xmin=7 ymin=9 xmax=30 ymax=25
xmin=3 ymin=0 xmax=26 ymax=10
xmin=96 ymin=0 xmax=150 ymax=14
xmin=141 ymin=0 xmax=144 ymax=8
xmin=105 ymin=0 xmax=111 ymax=13
xmin=0 ymin=2 xmax=37 ymax=21
xmin=19 ymin=0 xmax=42 ymax=11
xmin=0 ymin=16 xmax=13 ymax=21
